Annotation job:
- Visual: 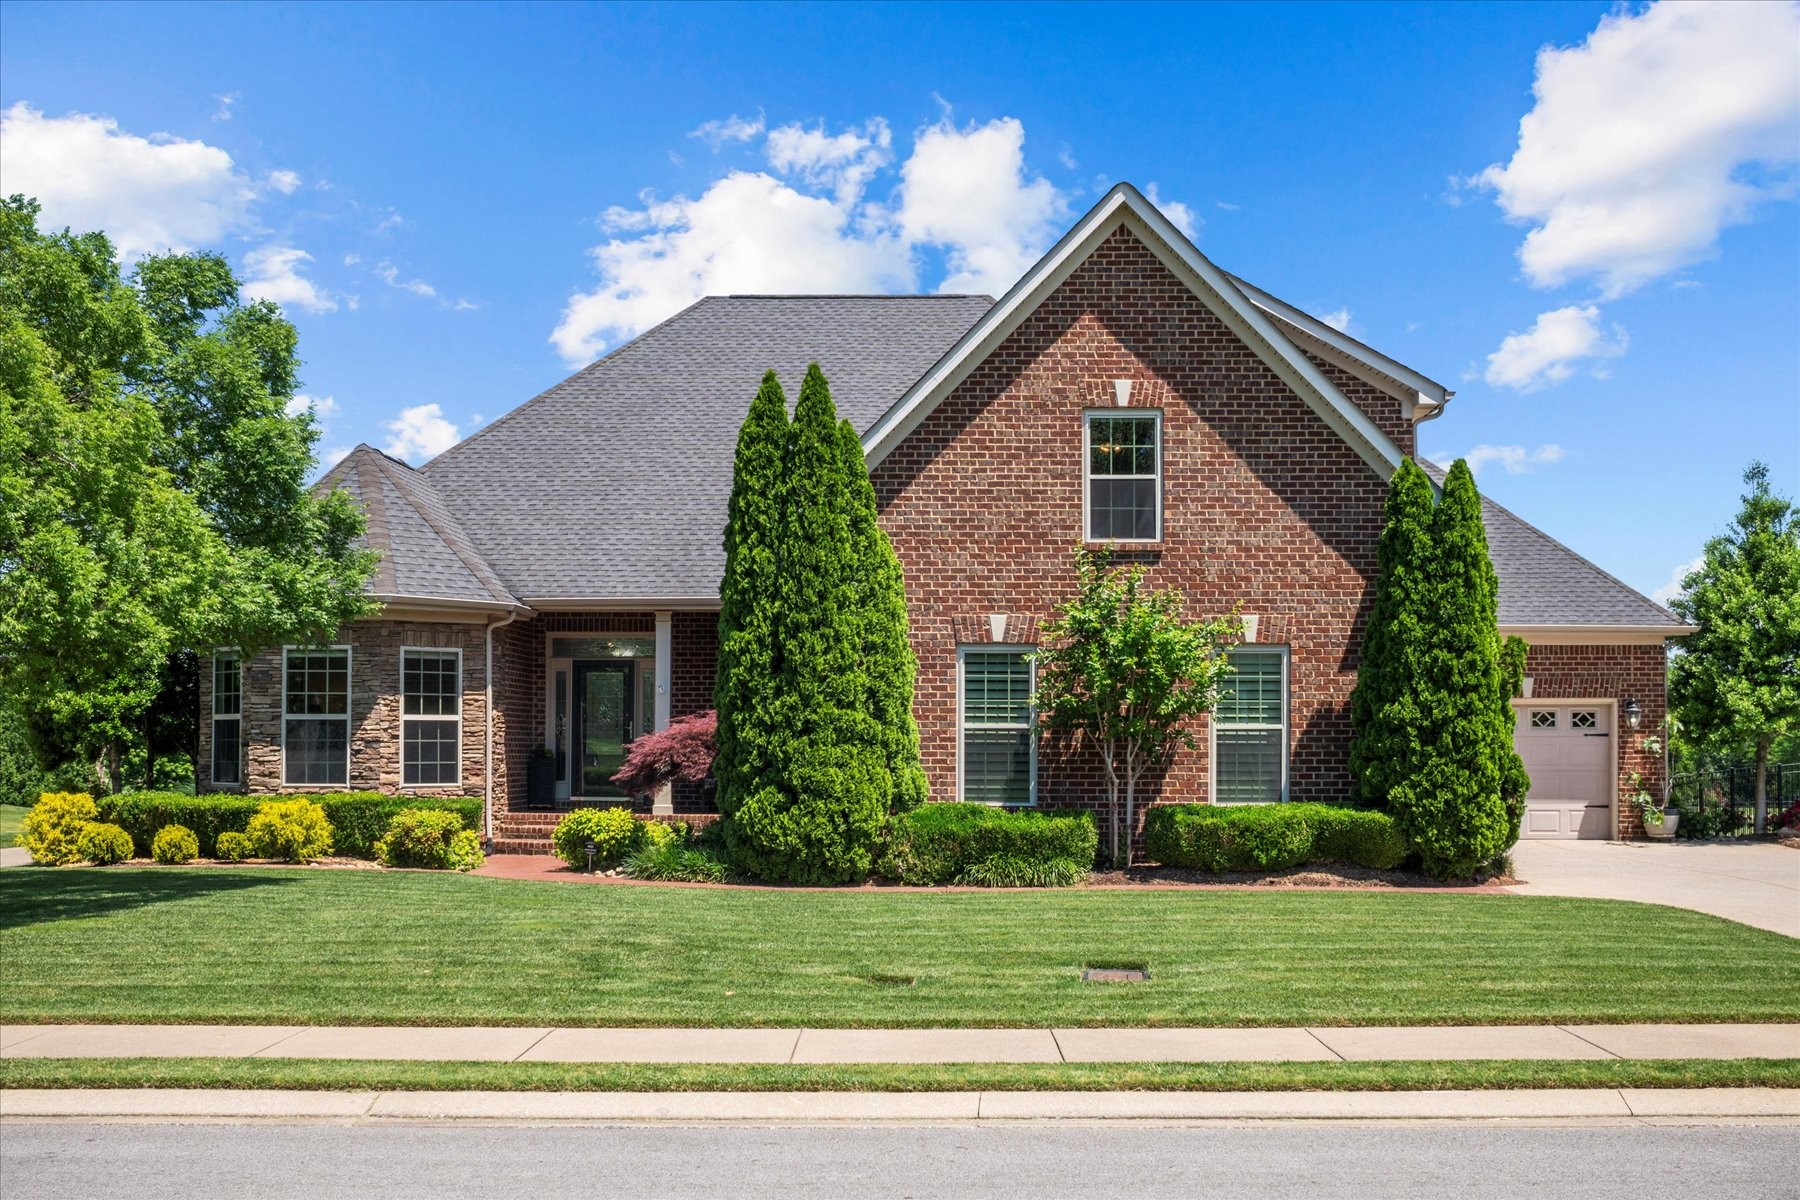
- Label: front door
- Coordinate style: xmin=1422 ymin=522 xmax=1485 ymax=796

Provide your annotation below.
xmin=573 ymin=661 xmax=634 ymax=796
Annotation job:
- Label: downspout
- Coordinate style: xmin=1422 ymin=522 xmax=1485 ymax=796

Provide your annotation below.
xmin=484 ymin=608 xmax=522 ymax=848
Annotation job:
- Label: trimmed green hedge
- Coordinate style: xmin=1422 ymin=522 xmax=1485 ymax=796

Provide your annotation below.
xmin=878 ymin=803 xmax=1098 ymax=886
xmin=1143 ymin=803 xmax=1408 ymax=872
xmin=95 ymin=792 xmax=481 ymax=859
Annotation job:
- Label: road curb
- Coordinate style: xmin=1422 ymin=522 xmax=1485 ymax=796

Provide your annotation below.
xmin=4 ymin=1087 xmax=1798 ymax=1124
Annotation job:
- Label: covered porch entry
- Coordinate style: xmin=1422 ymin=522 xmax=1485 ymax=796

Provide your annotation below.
xmin=545 ymin=633 xmax=664 ymax=805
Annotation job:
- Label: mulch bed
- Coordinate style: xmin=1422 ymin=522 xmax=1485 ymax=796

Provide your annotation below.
xmin=1085 ymin=863 xmax=1515 ymax=890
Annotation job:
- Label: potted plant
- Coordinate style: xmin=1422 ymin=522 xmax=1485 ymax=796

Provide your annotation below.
xmin=1629 ymin=733 xmax=1677 ymax=839
xmin=526 ymin=746 xmax=558 ymax=810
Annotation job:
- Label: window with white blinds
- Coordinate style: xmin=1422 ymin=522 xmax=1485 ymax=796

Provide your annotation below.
xmin=959 ymin=649 xmax=1036 ymax=805
xmin=1213 ymin=647 xmax=1288 ymax=803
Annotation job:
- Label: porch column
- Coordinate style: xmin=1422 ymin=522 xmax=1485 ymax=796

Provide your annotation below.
xmin=652 ymin=610 xmax=673 ymax=814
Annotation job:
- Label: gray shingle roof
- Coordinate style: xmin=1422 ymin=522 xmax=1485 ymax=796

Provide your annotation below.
xmin=419 ymin=295 xmax=994 ymax=602
xmin=1421 ymin=462 xmax=1686 ymax=629
xmin=318 ymin=445 xmax=518 ymax=608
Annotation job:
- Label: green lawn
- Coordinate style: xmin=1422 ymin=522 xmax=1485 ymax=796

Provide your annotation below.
xmin=5 ymin=1057 xmax=1795 ymax=1094
xmin=2 ymin=867 xmax=1796 ymax=1028
xmin=0 ymin=804 xmax=26 ymax=848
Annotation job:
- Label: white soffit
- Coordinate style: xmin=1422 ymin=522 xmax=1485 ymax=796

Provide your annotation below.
xmin=861 ymin=183 xmax=1407 ymax=478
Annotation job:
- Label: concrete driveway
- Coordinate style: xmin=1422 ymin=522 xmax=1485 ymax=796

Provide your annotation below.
xmin=0 ymin=846 xmax=32 ymax=868
xmin=1506 ymin=840 xmax=1800 ymax=938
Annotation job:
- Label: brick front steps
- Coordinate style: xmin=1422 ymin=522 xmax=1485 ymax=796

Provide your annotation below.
xmin=491 ymin=810 xmax=718 ymax=856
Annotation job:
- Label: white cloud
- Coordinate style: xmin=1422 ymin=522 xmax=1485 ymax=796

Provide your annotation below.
xmin=343 ymin=253 xmax=361 ymax=266
xmin=211 ymin=93 xmax=237 ymax=122
xmin=1475 ymin=1 xmax=1800 ymax=297
xmin=550 ymin=171 xmax=912 ymax=364
xmin=550 ymin=114 xmax=1069 ymax=365
xmin=453 ymin=298 xmax=478 ymax=311
xmin=1454 ymin=443 xmax=1567 ymax=476
xmin=1316 ymin=307 xmax=1353 ymax=333
xmin=377 ymin=260 xmax=436 ymax=297
xmin=0 ymin=101 xmax=261 ymax=258
xmin=1056 ymin=144 xmax=1078 ymax=170
xmin=284 ymin=392 xmax=340 ymax=420
xmin=383 ymin=403 xmax=460 ymax=463
xmin=266 ymin=168 xmax=301 ymax=194
xmin=690 ymin=112 xmax=765 ymax=149
xmin=1484 ymin=305 xmax=1628 ymax=391
xmin=767 ymin=118 xmax=891 ymax=203
xmin=1145 ymin=182 xmax=1198 ymax=238
xmin=241 ymin=245 xmax=337 ymax=314
xmin=1651 ymin=555 xmax=1704 ymax=606
xmin=1215 ymin=200 xmax=1241 ymax=212
xmin=320 ymin=445 xmax=352 ymax=469
xmin=897 ymin=116 xmax=1066 ymax=296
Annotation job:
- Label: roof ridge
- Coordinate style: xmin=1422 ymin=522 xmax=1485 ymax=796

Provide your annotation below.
xmin=367 ymin=452 xmax=517 ymax=607
xmin=422 ymin=295 xmax=716 ymax=475
xmin=719 ymin=293 xmax=997 ymax=300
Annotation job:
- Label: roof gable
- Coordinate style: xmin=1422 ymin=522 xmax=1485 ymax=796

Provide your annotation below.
xmin=861 ymin=183 xmax=1407 ymax=477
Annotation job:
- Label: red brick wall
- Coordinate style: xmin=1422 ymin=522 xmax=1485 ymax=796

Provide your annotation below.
xmin=1522 ymin=642 xmax=1669 ymax=839
xmin=670 ymin=612 xmax=720 ymax=813
xmin=871 ymin=224 xmax=1394 ymax=835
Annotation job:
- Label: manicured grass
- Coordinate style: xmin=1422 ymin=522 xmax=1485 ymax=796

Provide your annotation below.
xmin=4 ymin=1056 xmax=1796 ymax=1093
xmin=0 ymin=804 xmax=26 ymax=848
xmin=2 ymin=867 xmax=1797 ymax=1028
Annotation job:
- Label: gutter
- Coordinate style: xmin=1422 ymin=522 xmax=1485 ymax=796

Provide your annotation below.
xmin=1413 ymin=389 xmax=1455 ymax=424
xmin=483 ymin=607 xmax=524 ymax=847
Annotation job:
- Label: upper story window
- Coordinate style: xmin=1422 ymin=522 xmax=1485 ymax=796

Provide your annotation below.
xmin=211 ymin=654 xmax=242 ymax=787
xmin=1085 ymin=411 xmax=1162 ymax=542
xmin=402 ymin=648 xmax=462 ymax=786
xmin=959 ymin=648 xmax=1036 ymax=805
xmin=284 ymin=647 xmax=350 ymax=786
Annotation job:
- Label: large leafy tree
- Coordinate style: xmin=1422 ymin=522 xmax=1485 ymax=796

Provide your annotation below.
xmin=1348 ymin=458 xmax=1436 ymax=804
xmin=1670 ymin=462 xmax=1800 ymax=832
xmin=1033 ymin=549 xmax=1238 ymax=867
xmin=0 ymin=197 xmax=376 ymax=792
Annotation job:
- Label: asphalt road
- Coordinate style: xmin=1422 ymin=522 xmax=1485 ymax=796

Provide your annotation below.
xmin=2 ymin=1121 xmax=1790 ymax=1200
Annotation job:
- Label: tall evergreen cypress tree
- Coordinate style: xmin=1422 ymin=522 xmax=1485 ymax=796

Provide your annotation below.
xmin=836 ymin=418 xmax=928 ymax=812
xmin=713 ymin=370 xmax=790 ymax=817
xmin=727 ymin=364 xmax=890 ymax=883
xmin=1390 ymin=460 xmax=1513 ymax=877
xmin=1348 ymin=458 xmax=1436 ymax=804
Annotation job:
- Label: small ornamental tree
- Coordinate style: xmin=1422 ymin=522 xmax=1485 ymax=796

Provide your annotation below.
xmin=1670 ymin=462 xmax=1800 ymax=833
xmin=713 ymin=371 xmax=791 ymax=816
xmin=1033 ymin=549 xmax=1238 ymax=867
xmin=1387 ymin=460 xmax=1515 ymax=877
xmin=611 ymin=709 xmax=717 ymax=795
xmin=1348 ymin=458 xmax=1436 ymax=805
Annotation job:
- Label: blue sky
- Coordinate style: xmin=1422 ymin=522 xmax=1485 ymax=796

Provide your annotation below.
xmin=3 ymin=0 xmax=1796 ymax=605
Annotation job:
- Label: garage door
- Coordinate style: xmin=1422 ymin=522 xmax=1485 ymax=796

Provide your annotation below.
xmin=1514 ymin=704 xmax=1613 ymax=839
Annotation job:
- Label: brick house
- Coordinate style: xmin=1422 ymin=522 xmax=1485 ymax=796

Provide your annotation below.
xmin=199 ymin=184 xmax=1692 ymax=852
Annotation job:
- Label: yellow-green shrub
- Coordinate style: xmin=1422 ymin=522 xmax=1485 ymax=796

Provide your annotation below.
xmin=214 ymin=831 xmax=254 ymax=862
xmin=552 ymin=807 xmax=644 ymax=869
xmin=151 ymin=824 xmax=199 ymax=864
xmin=245 ymin=799 xmax=333 ymax=863
xmin=75 ymin=822 xmax=135 ymax=865
xmin=20 ymin=792 xmax=98 ymax=865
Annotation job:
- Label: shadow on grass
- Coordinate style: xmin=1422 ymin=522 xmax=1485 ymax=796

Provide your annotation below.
xmin=0 ymin=867 xmax=298 ymax=930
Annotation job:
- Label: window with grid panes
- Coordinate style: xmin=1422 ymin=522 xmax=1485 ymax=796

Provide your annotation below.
xmin=1212 ymin=648 xmax=1287 ymax=803
xmin=211 ymin=655 xmax=242 ymax=785
xmin=284 ymin=648 xmax=349 ymax=786
xmin=402 ymin=649 xmax=461 ymax=785
xmin=1085 ymin=412 xmax=1162 ymax=541
xmin=960 ymin=650 xmax=1035 ymax=804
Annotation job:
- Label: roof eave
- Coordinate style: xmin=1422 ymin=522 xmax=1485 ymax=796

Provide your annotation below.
xmin=1499 ymin=623 xmax=1697 ymax=645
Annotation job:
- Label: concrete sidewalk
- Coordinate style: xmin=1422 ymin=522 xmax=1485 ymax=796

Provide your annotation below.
xmin=3 ymin=1022 xmax=1795 ymax=1063
xmin=4 ymin=1086 xmax=1797 ymax=1123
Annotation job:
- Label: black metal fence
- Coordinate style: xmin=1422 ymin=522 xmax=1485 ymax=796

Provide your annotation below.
xmin=1668 ymin=762 xmax=1799 ymax=838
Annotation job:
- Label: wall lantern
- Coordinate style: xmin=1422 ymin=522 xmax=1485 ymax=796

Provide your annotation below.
xmin=1622 ymin=698 xmax=1643 ymax=731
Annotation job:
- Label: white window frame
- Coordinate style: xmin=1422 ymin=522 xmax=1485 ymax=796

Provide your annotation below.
xmin=1083 ymin=409 xmax=1163 ymax=543
xmin=1209 ymin=645 xmax=1290 ymax=805
xmin=210 ymin=651 xmax=243 ymax=789
xmin=281 ymin=644 xmax=352 ymax=788
xmin=956 ymin=645 xmax=1038 ymax=806
xmin=400 ymin=646 xmax=462 ymax=788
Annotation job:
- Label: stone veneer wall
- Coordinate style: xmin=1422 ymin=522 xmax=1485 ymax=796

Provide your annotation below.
xmin=202 ymin=619 xmax=488 ymax=797
xmin=1522 ymin=642 xmax=1669 ymax=839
